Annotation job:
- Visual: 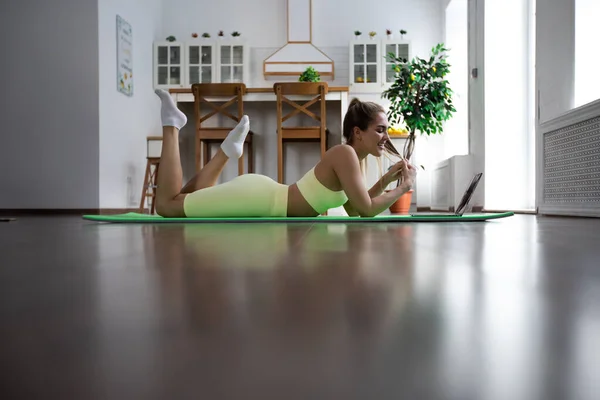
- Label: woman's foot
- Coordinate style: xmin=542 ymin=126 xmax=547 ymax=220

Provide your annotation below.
xmin=221 ymin=115 xmax=250 ymax=159
xmin=155 ymin=89 xmax=187 ymax=129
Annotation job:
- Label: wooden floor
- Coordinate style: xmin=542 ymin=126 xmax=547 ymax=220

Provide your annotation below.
xmin=1 ymin=214 xmax=599 ymax=399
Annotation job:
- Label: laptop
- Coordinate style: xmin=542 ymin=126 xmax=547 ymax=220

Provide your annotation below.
xmin=410 ymin=172 xmax=483 ymax=217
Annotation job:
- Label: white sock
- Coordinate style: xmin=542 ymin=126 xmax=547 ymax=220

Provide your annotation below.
xmin=221 ymin=115 xmax=250 ymax=159
xmin=155 ymin=89 xmax=187 ymax=129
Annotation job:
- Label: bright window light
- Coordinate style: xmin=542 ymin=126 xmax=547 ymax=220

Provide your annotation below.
xmin=574 ymin=0 xmax=600 ymax=108
xmin=485 ymin=0 xmax=536 ymax=211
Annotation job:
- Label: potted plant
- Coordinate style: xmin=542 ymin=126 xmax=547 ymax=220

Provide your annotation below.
xmin=231 ymin=31 xmax=241 ymax=38
xmin=299 ymin=66 xmax=321 ymax=82
xmin=369 ymin=31 xmax=377 ymax=40
xmin=201 ymin=32 xmax=210 ymax=38
xmin=354 ymin=30 xmax=362 ymax=38
xmin=218 ymin=30 xmax=224 ymax=39
xmin=386 ymin=29 xmax=393 ymax=39
xmin=400 ymin=29 xmax=407 ymax=40
xmin=381 ymin=43 xmax=456 ymax=213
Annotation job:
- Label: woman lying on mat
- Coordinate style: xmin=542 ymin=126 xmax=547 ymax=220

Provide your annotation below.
xmin=154 ymin=89 xmax=416 ymax=218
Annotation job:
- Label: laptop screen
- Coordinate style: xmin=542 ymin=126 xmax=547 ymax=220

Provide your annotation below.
xmin=455 ymin=173 xmax=483 ymax=216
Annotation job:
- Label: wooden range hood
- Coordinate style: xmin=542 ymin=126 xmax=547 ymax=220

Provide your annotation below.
xmin=263 ymin=0 xmax=334 ymax=79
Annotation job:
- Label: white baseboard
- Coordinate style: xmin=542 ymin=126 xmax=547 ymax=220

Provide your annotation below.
xmin=539 ymin=204 xmax=600 ymax=217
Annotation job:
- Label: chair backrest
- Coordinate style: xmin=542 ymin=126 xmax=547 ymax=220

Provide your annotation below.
xmin=273 ymin=82 xmax=329 ymax=96
xmin=273 ymin=82 xmax=329 ymax=127
xmin=192 ymin=83 xmax=247 ymax=128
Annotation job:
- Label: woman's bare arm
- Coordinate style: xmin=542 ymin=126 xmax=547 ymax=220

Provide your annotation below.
xmin=343 ymin=176 xmax=389 ymax=216
xmin=332 ymin=146 xmax=414 ymax=217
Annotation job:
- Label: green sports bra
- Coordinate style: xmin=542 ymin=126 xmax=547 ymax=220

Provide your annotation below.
xmin=296 ymin=168 xmax=348 ymax=214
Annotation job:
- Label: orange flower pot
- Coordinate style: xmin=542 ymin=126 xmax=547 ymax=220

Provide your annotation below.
xmin=388 ymin=189 xmax=413 ymax=215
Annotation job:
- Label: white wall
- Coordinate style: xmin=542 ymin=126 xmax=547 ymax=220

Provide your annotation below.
xmin=98 ymin=0 xmax=164 ymax=208
xmin=161 ymin=0 xmax=441 ymax=51
xmin=162 ymin=0 xmax=285 ymax=48
xmin=0 ymin=0 xmax=100 ymax=209
xmin=536 ymin=0 xmax=575 ymax=124
xmin=314 ymin=0 xmax=442 ymax=53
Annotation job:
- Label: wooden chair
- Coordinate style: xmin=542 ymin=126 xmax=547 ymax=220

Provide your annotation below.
xmin=139 ymin=136 xmax=162 ymax=214
xmin=192 ymin=83 xmax=254 ymax=175
xmin=273 ymin=82 xmax=329 ymax=183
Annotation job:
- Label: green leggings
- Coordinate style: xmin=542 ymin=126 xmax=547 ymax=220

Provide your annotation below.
xmin=183 ymin=174 xmax=289 ymax=217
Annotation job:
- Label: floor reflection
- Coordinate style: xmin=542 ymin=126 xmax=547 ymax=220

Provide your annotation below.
xmin=141 ymin=222 xmax=416 ymax=331
xmin=130 ymin=222 xmax=420 ymax=397
xmin=81 ymin=216 xmax=600 ymax=399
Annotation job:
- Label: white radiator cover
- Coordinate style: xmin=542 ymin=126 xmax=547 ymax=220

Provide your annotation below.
xmin=537 ymin=99 xmax=600 ymax=217
xmin=431 ymin=155 xmax=476 ymax=211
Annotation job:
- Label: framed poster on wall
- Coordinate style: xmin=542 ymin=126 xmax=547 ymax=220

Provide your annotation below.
xmin=116 ymin=15 xmax=133 ymax=96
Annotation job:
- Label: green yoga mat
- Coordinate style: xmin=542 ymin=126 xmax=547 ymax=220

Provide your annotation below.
xmin=83 ymin=211 xmax=514 ymax=223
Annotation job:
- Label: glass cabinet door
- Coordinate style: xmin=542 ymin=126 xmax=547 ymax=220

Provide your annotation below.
xmin=218 ymin=44 xmax=245 ymax=83
xmin=154 ymin=42 xmax=184 ymax=88
xmin=384 ymin=42 xmax=410 ymax=84
xmin=187 ymin=43 xmax=214 ymax=85
xmin=349 ymin=41 xmax=381 ymax=92
xmin=352 ymin=43 xmax=378 ymax=84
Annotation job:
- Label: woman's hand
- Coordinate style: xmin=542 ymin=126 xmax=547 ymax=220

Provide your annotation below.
xmin=382 ymin=160 xmax=417 ymax=189
xmin=400 ymin=162 xmax=417 ymax=189
xmin=382 ymin=161 xmax=406 ymax=187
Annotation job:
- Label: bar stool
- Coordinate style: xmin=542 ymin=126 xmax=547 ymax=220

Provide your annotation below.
xmin=139 ymin=136 xmax=162 ymax=214
xmin=273 ymin=82 xmax=329 ymax=183
xmin=192 ymin=83 xmax=254 ymax=175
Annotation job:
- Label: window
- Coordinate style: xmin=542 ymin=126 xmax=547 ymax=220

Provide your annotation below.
xmin=574 ymin=0 xmax=600 ymax=108
xmin=485 ymin=0 xmax=536 ymax=211
xmin=443 ymin=0 xmax=469 ymax=160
